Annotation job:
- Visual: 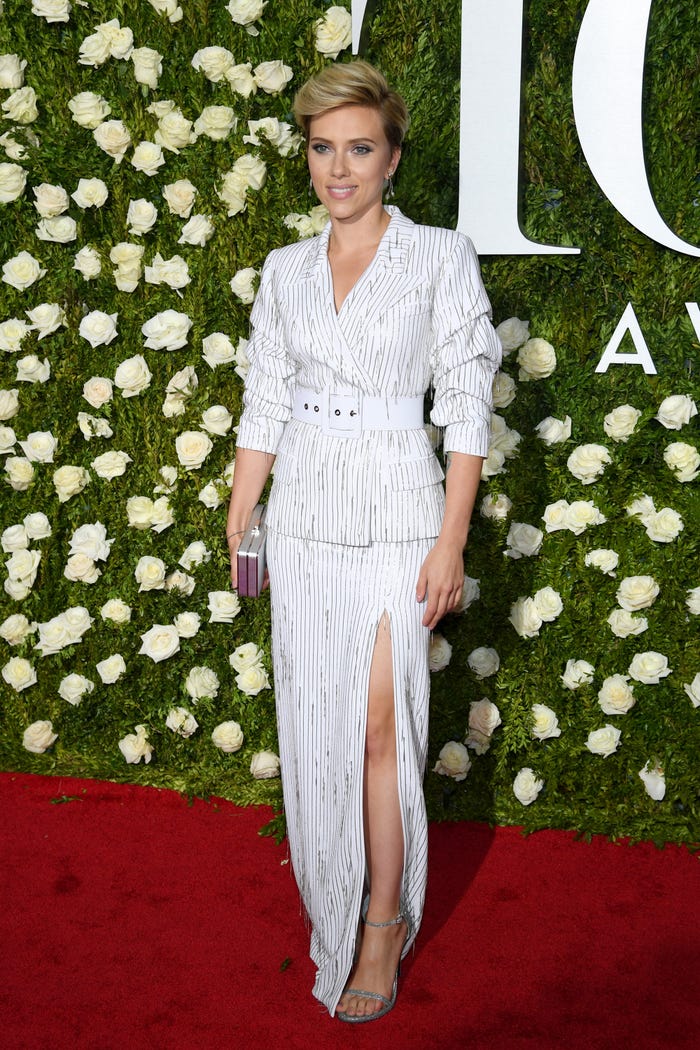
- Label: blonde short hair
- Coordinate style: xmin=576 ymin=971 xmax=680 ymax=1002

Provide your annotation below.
xmin=293 ymin=60 xmax=409 ymax=151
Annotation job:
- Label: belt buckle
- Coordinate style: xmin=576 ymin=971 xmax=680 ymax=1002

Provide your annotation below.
xmin=323 ymin=392 xmax=362 ymax=438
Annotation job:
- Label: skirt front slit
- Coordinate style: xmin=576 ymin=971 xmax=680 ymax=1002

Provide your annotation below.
xmin=267 ymin=528 xmax=434 ymax=1014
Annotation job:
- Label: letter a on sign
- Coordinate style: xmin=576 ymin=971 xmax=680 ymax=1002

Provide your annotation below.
xmin=595 ymin=303 xmax=657 ymax=374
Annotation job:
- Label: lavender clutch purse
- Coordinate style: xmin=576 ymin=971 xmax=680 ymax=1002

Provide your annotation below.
xmin=236 ymin=503 xmax=268 ymax=597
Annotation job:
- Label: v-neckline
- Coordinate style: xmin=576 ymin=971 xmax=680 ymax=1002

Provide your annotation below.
xmin=326 ymin=212 xmax=394 ymax=316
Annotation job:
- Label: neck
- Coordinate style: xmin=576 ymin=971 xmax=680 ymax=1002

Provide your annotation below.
xmin=328 ymin=205 xmax=391 ymax=253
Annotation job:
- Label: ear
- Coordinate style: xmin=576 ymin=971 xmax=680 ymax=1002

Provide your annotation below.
xmin=388 ymin=146 xmax=402 ymax=176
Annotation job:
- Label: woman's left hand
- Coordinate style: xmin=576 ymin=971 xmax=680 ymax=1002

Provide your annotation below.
xmin=416 ymin=540 xmax=465 ymax=630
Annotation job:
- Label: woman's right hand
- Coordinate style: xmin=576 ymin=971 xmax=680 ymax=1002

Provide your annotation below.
xmin=228 ymin=535 xmax=242 ymax=591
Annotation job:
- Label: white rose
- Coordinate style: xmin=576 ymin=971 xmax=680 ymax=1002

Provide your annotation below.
xmin=0 ymin=162 xmax=27 ymax=203
xmin=64 ymin=553 xmax=101 ymax=584
xmin=687 ymin=587 xmax=700 ymax=616
xmin=644 ymin=507 xmax=683 ymax=543
xmin=212 ymin=720 xmax=244 ymax=753
xmin=0 ymin=132 xmax=26 ymax=163
xmin=567 ymin=443 xmax=611 ymax=485
xmin=23 ymin=720 xmax=57 ymax=753
xmin=584 ymin=549 xmax=618 ymax=576
xmin=2 ymin=251 xmax=46 ymax=290
xmin=34 ymin=613 xmax=73 ymax=655
xmin=142 ymin=310 xmax=192 ymax=351
xmin=78 ymin=31 xmax=112 ymax=67
xmin=147 ymin=0 xmax=183 ymax=22
xmin=230 ymin=642 xmax=265 ymax=673
xmin=598 ymin=675 xmax=635 ymax=715
xmin=541 ymin=500 xmax=569 ymax=533
xmin=603 ymin=404 xmax=641 ymax=442
xmin=201 ymin=405 xmax=233 ymax=436
xmin=68 ymin=92 xmax=111 ymax=129
xmin=465 ymin=698 xmax=501 ymax=754
xmin=655 ymin=394 xmax=697 ymax=430
xmin=489 ymin=414 xmax=521 ymax=458
xmin=663 ymin=442 xmax=699 ymax=482
xmin=93 ymin=120 xmax=132 ymax=162
xmin=208 ymin=590 xmax=241 ymax=622
xmin=162 ymin=179 xmax=197 ymax=217
xmin=22 ymin=513 xmax=49 ymax=542
xmin=6 ymin=456 xmax=35 ymax=490
xmin=217 ymin=170 xmax=248 ymax=216
xmin=607 ymin=609 xmax=648 ymax=638
xmin=194 ymin=106 xmax=236 ymax=141
xmin=491 ymin=371 xmax=516 ymax=409
xmin=79 ymin=310 xmax=118 ymax=349
xmin=230 ymin=267 xmax=259 ymax=304
xmin=226 ymin=0 xmax=266 ymax=28
xmin=174 ymin=612 xmax=201 ymax=639
xmin=586 ymin=725 xmax=621 ymax=756
xmin=32 ymin=0 xmax=71 ymax=21
xmin=0 ymin=54 xmax=27 ymax=90
xmin=139 ymin=624 xmax=181 ymax=662
xmin=2 ymin=656 xmax=37 ymax=691
xmin=683 ymin=673 xmax=700 ymax=708
xmin=69 ymin=522 xmax=113 ymax=561
xmin=98 ymin=654 xmax=128 ymax=686
xmin=429 ymin=633 xmax=452 ymax=672
xmin=145 ymin=253 xmax=190 ymax=289
xmin=566 ymin=500 xmax=606 ymax=535
xmin=561 ymin=659 xmax=595 ymax=689
xmin=191 ymin=47 xmax=235 ymax=81
xmin=35 ymin=214 xmax=77 ymax=243
xmin=509 ymin=596 xmax=542 ymax=638
xmin=19 ymin=431 xmax=56 ymax=462
xmin=628 ymin=651 xmax=672 ymax=684
xmin=6 ymin=577 xmax=34 ymax=601
xmin=315 ymin=5 xmax=352 ymax=58
xmin=533 ymin=586 xmax=563 ymax=622
xmin=175 ymin=430 xmax=213 ymax=470
xmin=100 ymin=599 xmax=131 ymax=624
xmin=495 ymin=316 xmax=529 ymax=352
xmin=178 ymin=214 xmax=215 ymax=247
xmin=433 ymin=741 xmax=471 ymax=781
xmin=78 ymin=411 xmax=113 ymax=439
xmin=250 ymin=750 xmax=281 ymax=779
xmin=150 ymin=496 xmax=174 ymax=533
xmin=517 ymin=337 xmax=556 ymax=380
xmin=0 ymin=425 xmax=16 ymax=453
xmin=91 ymin=451 xmax=132 ymax=479
xmin=134 ymin=555 xmax=167 ymax=591
xmin=82 ymin=376 xmax=113 ymax=409
xmin=53 ymin=464 xmax=89 ymax=502
xmin=114 ymin=355 xmax=152 ymax=397
xmin=118 ymin=724 xmax=153 ymax=763
xmin=0 ymin=318 xmax=30 ymax=352
xmin=131 ymin=140 xmax=165 ymax=176
xmin=616 ymin=575 xmax=659 ymax=612
xmin=154 ymin=110 xmax=195 ymax=154
xmin=16 ymin=355 xmax=50 ymax=383
xmin=505 ymin=522 xmax=543 ymax=559
xmin=284 ymin=212 xmax=315 ymax=239
xmin=185 ymin=665 xmax=220 ymax=700
xmin=201 ymin=332 xmax=236 ymax=368
xmin=232 ymin=153 xmax=267 ymax=191
xmin=62 ymin=606 xmax=93 ymax=640
xmin=513 ymin=768 xmax=543 ymax=805
xmin=467 ymin=647 xmax=500 ymax=680
xmin=245 ymin=118 xmax=301 ymax=156
xmin=638 ymin=761 xmax=666 ymax=802
xmin=0 ymin=613 xmax=34 ymax=645
xmin=74 ymin=246 xmax=102 ymax=279
xmin=166 ymin=707 xmax=198 ymax=737
xmin=58 ymin=673 xmax=95 ymax=705
xmin=236 ymin=664 xmax=270 ymax=695
xmin=226 ymin=62 xmax=257 ymax=98
xmin=126 ymin=198 xmax=158 ymax=235
xmin=25 ymin=302 xmax=66 ymax=340
xmin=531 ymin=704 xmax=561 ymax=741
xmin=480 ymin=447 xmax=505 ymax=479
xmin=164 ymin=570 xmax=195 ymax=595
xmin=253 ymin=60 xmax=293 ymax=94
xmin=132 ymin=47 xmax=162 ymax=88
xmin=6 ymin=548 xmax=40 ymax=583
xmin=454 ymin=576 xmax=480 ymax=614
xmin=479 ymin=493 xmax=512 ymax=520
xmin=2 ymin=524 xmax=29 ymax=552
xmin=626 ymin=495 xmax=656 ymax=524
xmin=71 ymin=178 xmax=109 ymax=209
xmin=2 ymin=86 xmax=38 ymax=124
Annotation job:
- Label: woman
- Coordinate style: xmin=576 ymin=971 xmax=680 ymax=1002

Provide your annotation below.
xmin=227 ymin=60 xmax=501 ymax=1022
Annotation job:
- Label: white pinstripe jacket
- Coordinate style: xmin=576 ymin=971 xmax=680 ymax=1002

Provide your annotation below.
xmin=236 ymin=208 xmax=502 ymax=546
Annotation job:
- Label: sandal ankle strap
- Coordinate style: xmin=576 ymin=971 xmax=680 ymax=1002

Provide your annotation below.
xmin=363 ymin=913 xmax=404 ymax=928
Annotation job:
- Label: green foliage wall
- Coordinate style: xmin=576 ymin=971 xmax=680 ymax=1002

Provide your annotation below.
xmin=0 ymin=0 xmax=698 ymax=843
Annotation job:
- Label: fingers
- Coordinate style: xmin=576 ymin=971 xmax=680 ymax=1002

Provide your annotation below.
xmin=422 ymin=584 xmax=463 ymax=629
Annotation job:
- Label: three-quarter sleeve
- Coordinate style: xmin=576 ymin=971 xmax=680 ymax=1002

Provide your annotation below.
xmin=235 ymin=253 xmax=297 ymax=455
xmin=429 ymin=234 xmax=502 ymax=455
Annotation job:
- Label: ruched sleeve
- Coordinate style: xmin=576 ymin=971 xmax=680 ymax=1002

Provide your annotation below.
xmin=235 ymin=252 xmax=298 ymax=455
xmin=429 ymin=234 xmax=502 ymax=455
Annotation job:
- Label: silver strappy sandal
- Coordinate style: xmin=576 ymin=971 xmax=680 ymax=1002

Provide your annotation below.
xmin=336 ymin=913 xmax=407 ymax=1024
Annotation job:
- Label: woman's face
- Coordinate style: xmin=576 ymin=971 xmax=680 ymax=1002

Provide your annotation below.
xmin=307 ymin=104 xmax=400 ymax=225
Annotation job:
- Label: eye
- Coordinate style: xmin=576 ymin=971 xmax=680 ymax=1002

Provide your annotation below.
xmin=352 ymin=145 xmax=372 ymax=155
xmin=310 ymin=143 xmax=330 ymax=154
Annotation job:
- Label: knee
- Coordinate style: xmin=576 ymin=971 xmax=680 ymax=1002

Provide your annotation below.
xmin=365 ymin=712 xmax=396 ymax=764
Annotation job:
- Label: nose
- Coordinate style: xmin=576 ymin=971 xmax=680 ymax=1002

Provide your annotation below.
xmin=331 ymin=151 xmax=349 ymax=178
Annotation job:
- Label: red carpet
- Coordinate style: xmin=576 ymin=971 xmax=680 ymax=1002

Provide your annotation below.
xmin=1 ymin=773 xmax=698 ymax=1050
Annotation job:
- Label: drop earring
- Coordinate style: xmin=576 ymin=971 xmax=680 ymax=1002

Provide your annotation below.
xmin=384 ymin=171 xmax=395 ymax=200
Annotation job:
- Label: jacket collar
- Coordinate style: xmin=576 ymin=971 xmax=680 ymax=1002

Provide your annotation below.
xmin=301 ymin=206 xmax=416 ymax=279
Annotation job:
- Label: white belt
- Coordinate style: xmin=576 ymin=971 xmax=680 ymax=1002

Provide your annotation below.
xmin=292 ymin=386 xmax=424 ymax=437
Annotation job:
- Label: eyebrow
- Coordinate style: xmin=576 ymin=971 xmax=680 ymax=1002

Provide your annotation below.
xmin=309 ymin=136 xmax=379 ymax=145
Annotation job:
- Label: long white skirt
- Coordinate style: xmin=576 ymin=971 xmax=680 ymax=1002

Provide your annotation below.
xmin=267 ymin=528 xmax=434 ymax=1014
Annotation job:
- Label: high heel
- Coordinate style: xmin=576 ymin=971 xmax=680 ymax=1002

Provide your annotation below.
xmin=337 ymin=912 xmax=409 ymax=1024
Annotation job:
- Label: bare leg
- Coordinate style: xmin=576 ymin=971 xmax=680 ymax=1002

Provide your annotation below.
xmin=337 ymin=612 xmax=407 ymax=1019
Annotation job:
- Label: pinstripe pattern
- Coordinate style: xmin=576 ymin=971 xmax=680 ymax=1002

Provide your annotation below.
xmin=235 ymin=208 xmax=501 ymax=1014
xmin=267 ymin=530 xmax=432 ymax=1014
